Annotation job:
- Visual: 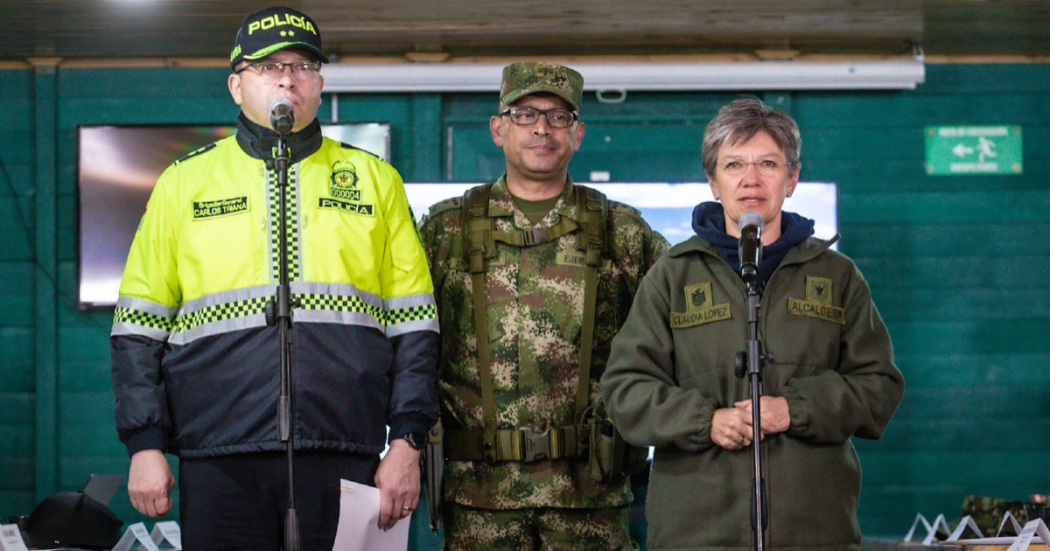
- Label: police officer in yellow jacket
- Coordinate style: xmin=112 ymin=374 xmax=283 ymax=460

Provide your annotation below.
xmin=109 ymin=7 xmax=438 ymax=550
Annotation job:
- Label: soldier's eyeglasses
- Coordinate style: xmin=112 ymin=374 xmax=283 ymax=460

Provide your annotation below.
xmin=500 ymin=107 xmax=578 ymax=129
xmin=234 ymin=61 xmax=321 ymax=81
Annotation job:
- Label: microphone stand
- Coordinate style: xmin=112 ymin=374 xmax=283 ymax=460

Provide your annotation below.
xmin=267 ymin=132 xmax=301 ymax=551
xmin=735 ymin=280 xmax=770 ymax=551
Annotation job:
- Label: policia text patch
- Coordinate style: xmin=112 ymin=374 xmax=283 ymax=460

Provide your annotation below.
xmin=193 ymin=197 xmax=249 ymax=220
xmin=318 ymin=197 xmax=374 ymax=217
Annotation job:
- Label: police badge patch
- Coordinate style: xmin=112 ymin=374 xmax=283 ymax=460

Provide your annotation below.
xmin=329 ymin=160 xmax=361 ymax=202
xmin=320 ymin=160 xmax=375 ymax=217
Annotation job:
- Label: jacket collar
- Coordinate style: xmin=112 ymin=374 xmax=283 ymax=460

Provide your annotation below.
xmin=488 ymin=173 xmax=581 ymax=224
xmin=670 ymin=233 xmax=840 ymax=267
xmin=234 ymin=111 xmax=323 ymax=164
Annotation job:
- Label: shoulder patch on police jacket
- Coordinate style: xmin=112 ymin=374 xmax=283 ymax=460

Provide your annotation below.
xmin=174 ymin=143 xmax=217 ymax=166
xmin=339 ymin=142 xmax=382 ymax=162
xmin=670 ymin=282 xmax=731 ymax=328
xmin=788 ymin=276 xmax=845 ymax=324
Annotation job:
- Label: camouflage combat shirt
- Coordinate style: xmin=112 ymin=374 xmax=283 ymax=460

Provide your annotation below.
xmin=419 ymin=175 xmax=669 ymax=509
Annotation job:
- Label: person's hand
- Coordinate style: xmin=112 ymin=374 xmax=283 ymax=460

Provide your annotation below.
xmin=710 ymin=407 xmax=754 ymax=450
xmin=735 ymin=396 xmax=791 ymax=436
xmin=374 ymin=439 xmax=421 ymax=530
xmin=128 ymin=449 xmax=174 ymax=517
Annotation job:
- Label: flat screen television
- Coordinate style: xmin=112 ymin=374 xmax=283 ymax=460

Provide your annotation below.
xmin=77 ymin=123 xmax=391 ymax=307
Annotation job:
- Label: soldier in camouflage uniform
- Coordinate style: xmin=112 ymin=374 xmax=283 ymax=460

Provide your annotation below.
xmin=961 ymin=495 xmax=1041 ymax=537
xmin=419 ymin=61 xmax=669 ymax=550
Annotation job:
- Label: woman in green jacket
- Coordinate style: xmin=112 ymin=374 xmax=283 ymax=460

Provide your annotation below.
xmin=600 ymin=98 xmax=904 ymax=551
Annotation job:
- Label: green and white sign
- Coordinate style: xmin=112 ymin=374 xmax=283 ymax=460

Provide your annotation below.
xmin=925 ymin=126 xmax=1022 ymax=176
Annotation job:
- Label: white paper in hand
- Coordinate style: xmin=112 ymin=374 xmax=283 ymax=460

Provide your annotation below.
xmin=331 ymin=479 xmax=411 ymax=551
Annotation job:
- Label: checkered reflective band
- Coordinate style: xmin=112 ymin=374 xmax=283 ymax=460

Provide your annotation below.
xmin=387 ymin=303 xmax=438 ymax=326
xmin=113 ymin=306 xmax=174 ymax=332
xmin=173 ymin=296 xmax=272 ymax=333
xmin=297 ymin=293 xmax=383 ymax=318
xmin=267 ymin=166 xmax=302 ymax=283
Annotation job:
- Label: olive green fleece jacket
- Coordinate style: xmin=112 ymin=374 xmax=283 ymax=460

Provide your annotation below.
xmin=601 ymin=235 xmax=904 ymax=551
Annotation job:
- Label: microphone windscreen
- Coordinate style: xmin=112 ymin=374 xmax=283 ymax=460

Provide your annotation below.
xmin=269 ymin=97 xmax=294 ymax=116
xmin=739 ymin=211 xmax=765 ymax=232
xmin=269 ymin=98 xmax=295 ymax=134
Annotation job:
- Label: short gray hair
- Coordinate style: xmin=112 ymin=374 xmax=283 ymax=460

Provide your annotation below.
xmin=702 ymin=98 xmax=801 ymax=177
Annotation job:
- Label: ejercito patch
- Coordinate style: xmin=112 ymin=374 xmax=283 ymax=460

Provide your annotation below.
xmin=670 ymin=281 xmax=731 ymax=328
xmin=788 ymin=276 xmax=845 ymax=324
xmin=555 ymin=250 xmax=611 ymax=269
xmin=192 ymin=197 xmax=249 ymax=220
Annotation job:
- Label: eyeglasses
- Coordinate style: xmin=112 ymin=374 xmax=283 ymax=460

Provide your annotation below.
xmin=720 ymin=159 xmax=788 ymax=177
xmin=234 ymin=61 xmax=321 ymax=81
xmin=500 ymin=107 xmax=579 ymax=129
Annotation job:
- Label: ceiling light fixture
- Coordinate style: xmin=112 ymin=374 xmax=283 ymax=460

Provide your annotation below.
xmin=321 ymin=57 xmax=925 ymax=93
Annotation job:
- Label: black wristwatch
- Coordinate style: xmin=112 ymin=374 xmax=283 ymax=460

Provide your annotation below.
xmin=397 ymin=432 xmax=426 ymax=451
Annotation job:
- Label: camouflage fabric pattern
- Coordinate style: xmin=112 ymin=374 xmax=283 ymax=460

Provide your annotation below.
xmin=444 ymin=503 xmax=637 ymax=551
xmin=419 ymin=176 xmax=669 ymax=510
xmin=500 ymin=61 xmax=584 ymax=111
xmin=961 ymin=495 xmax=1039 ymax=536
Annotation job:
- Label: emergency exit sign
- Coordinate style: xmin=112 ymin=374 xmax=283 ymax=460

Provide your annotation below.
xmin=925 ymin=126 xmax=1023 ymax=175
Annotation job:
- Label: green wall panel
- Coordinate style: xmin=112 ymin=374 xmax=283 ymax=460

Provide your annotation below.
xmin=0 ymin=263 xmax=33 ymax=328
xmin=447 ymin=123 xmax=509 ymax=181
xmin=804 ymin=159 xmax=1050 ymax=192
xmin=875 ymin=287 xmax=1050 ymax=320
xmin=0 ymin=487 xmax=35 ymax=521
xmin=34 ymin=61 xmax=61 ymax=501
xmin=0 ymin=197 xmax=34 ymax=261
xmin=58 ymin=68 xmax=231 ymax=99
xmin=857 ymin=255 xmax=1050 ymax=290
xmin=894 ymin=352 xmax=1050 ymax=386
xmin=0 ymin=330 xmax=34 ymax=388
xmin=918 ymin=64 xmax=1050 ymax=94
xmin=842 ymin=222 xmax=1050 ymax=258
xmin=842 ymin=190 xmax=1050 ymax=223
xmin=797 ymin=94 xmax=1050 ymax=128
xmin=0 ymin=136 xmax=33 ymax=173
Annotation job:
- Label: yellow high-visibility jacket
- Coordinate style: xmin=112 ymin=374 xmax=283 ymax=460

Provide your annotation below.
xmin=111 ymin=117 xmax=439 ymax=459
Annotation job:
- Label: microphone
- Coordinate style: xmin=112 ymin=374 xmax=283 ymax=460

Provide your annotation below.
xmin=269 ymin=98 xmax=295 ymax=135
xmin=738 ymin=211 xmax=764 ymax=284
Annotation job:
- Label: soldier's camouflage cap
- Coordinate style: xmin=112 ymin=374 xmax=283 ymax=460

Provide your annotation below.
xmin=500 ymin=62 xmax=584 ymax=112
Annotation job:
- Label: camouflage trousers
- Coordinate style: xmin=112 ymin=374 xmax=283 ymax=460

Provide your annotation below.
xmin=443 ymin=503 xmax=638 ymax=551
